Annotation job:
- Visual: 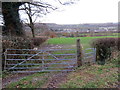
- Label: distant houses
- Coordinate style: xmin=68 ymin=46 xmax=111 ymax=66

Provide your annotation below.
xmin=24 ymin=23 xmax=118 ymax=34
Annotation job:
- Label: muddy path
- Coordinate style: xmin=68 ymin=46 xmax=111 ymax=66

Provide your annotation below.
xmin=2 ymin=73 xmax=34 ymax=88
xmin=42 ymin=71 xmax=70 ymax=88
xmin=2 ymin=70 xmax=72 ymax=88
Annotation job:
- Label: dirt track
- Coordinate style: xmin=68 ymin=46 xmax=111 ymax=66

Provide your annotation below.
xmin=2 ymin=73 xmax=34 ymax=88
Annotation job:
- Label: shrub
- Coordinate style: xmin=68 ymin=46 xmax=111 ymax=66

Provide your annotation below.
xmin=31 ymin=37 xmax=48 ymax=46
xmin=2 ymin=36 xmax=34 ymax=49
xmin=49 ymin=33 xmax=56 ymax=38
xmin=42 ymin=30 xmax=57 ymax=38
xmin=91 ymin=38 xmax=120 ymax=65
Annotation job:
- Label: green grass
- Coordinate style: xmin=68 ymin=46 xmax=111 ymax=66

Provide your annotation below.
xmin=47 ymin=36 xmax=118 ymax=49
xmin=59 ymin=57 xmax=119 ymax=88
xmin=59 ymin=65 xmax=118 ymax=88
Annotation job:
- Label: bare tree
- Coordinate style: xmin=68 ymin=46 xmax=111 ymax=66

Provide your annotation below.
xmin=19 ymin=2 xmax=57 ymax=38
xmin=1 ymin=0 xmax=79 ymax=36
xmin=20 ymin=3 xmax=38 ymax=38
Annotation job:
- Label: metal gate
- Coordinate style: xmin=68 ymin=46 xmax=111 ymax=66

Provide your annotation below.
xmin=4 ymin=49 xmax=77 ymax=73
xmin=83 ymin=48 xmax=96 ymax=64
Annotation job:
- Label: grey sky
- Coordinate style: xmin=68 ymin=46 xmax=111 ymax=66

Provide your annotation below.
xmin=20 ymin=0 xmax=119 ymax=24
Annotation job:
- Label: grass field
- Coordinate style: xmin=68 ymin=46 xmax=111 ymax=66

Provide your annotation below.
xmin=47 ymin=36 xmax=118 ymax=49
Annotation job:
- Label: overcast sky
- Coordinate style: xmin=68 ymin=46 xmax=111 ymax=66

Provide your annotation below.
xmin=20 ymin=0 xmax=120 ymax=24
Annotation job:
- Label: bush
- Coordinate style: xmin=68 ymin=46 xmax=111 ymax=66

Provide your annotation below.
xmin=41 ymin=30 xmax=57 ymax=38
xmin=91 ymin=38 xmax=120 ymax=65
xmin=31 ymin=36 xmax=48 ymax=46
xmin=2 ymin=36 xmax=34 ymax=49
xmin=3 ymin=36 xmax=48 ymax=49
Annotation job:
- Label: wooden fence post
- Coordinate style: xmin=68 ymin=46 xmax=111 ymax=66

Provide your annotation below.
xmin=94 ymin=48 xmax=96 ymax=63
xmin=76 ymin=39 xmax=82 ymax=67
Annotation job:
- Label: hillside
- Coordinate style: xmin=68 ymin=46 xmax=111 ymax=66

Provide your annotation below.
xmin=24 ymin=23 xmax=118 ymax=33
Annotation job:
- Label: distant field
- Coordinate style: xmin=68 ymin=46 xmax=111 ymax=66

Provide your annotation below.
xmin=47 ymin=36 xmax=118 ymax=49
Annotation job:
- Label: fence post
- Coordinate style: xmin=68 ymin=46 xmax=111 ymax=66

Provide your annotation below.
xmin=3 ymin=49 xmax=7 ymax=71
xmin=76 ymin=39 xmax=82 ymax=67
xmin=94 ymin=48 xmax=96 ymax=63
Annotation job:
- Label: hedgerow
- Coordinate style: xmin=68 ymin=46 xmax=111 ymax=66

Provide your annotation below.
xmin=91 ymin=38 xmax=120 ymax=64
